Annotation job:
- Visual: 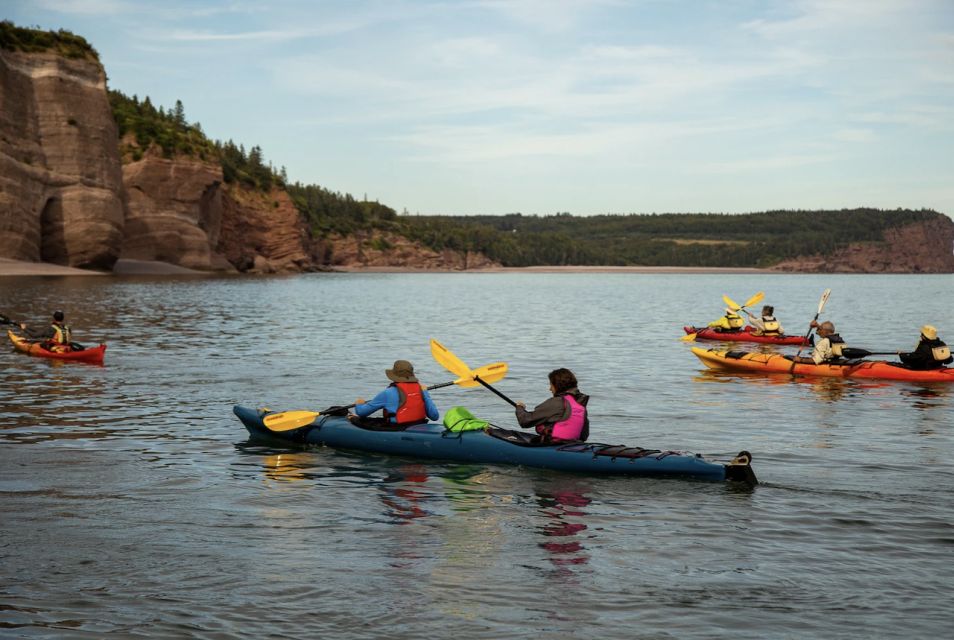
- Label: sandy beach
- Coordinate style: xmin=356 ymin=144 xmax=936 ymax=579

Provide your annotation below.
xmin=0 ymin=259 xmax=206 ymax=276
xmin=1 ymin=258 xmax=777 ymax=277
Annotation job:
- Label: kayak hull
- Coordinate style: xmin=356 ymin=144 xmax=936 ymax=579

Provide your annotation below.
xmin=691 ymin=347 xmax=954 ymax=383
xmin=234 ymin=405 xmax=756 ymax=484
xmin=684 ymin=326 xmax=807 ymax=345
xmin=8 ymin=330 xmax=106 ymax=364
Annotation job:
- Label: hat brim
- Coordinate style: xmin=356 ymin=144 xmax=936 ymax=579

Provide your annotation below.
xmin=386 ymin=369 xmax=418 ymax=383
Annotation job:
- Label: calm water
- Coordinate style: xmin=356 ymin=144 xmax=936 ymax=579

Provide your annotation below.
xmin=1 ymin=272 xmax=952 ymax=639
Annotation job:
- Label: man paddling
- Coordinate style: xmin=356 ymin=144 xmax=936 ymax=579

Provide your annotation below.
xmin=19 ymin=310 xmax=74 ymax=353
xmin=353 ymin=360 xmax=439 ymax=428
xmin=793 ymin=321 xmax=846 ymax=365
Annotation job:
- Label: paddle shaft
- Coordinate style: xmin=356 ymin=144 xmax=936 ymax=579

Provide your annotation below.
xmin=792 ymin=289 xmax=831 ymax=361
xmin=841 ymin=348 xmax=899 ymax=359
xmin=474 ymin=376 xmax=517 ymax=407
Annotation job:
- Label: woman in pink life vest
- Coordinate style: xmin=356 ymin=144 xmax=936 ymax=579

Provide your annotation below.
xmin=515 ymin=368 xmax=590 ymax=443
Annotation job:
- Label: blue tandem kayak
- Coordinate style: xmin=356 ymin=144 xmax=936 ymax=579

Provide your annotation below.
xmin=233 ymin=405 xmax=757 ymax=484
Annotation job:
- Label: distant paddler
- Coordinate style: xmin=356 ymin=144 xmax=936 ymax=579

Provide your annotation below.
xmin=744 ymin=305 xmax=785 ymax=337
xmin=707 ymin=308 xmax=745 ymax=333
xmin=899 ymin=325 xmax=952 ymax=370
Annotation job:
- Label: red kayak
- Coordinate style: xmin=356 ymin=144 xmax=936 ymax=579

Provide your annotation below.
xmin=683 ymin=326 xmax=809 ymax=346
xmin=8 ymin=330 xmax=106 ymax=364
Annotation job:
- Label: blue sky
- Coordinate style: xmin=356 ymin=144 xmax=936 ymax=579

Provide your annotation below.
xmin=7 ymin=0 xmax=954 ymax=216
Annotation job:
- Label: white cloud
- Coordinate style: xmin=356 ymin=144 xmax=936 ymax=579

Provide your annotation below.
xmin=33 ymin=0 xmax=129 ymax=14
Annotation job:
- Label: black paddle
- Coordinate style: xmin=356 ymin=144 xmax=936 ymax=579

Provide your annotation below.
xmin=841 ymin=348 xmax=899 ymax=359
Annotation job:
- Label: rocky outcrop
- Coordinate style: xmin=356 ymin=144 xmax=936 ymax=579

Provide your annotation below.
xmin=120 ymin=153 xmax=233 ymax=270
xmin=216 ymin=186 xmax=313 ymax=273
xmin=323 ymin=230 xmax=500 ymax=270
xmin=0 ymin=50 xmax=124 ymax=269
xmin=772 ymin=217 xmax=954 ymax=273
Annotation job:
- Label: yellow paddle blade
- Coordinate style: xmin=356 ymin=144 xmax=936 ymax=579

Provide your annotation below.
xmin=722 ymin=294 xmax=742 ymax=312
xmin=681 ymin=332 xmax=698 ymax=342
xmin=744 ymin=291 xmax=765 ymax=308
xmin=430 ymin=339 xmax=473 ymax=378
xmin=453 ymin=361 xmax=508 ymax=388
xmin=263 ymin=410 xmax=320 ymax=432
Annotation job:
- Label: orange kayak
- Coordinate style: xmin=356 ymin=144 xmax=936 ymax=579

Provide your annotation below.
xmin=8 ymin=330 xmax=106 ymax=364
xmin=691 ymin=347 xmax=954 ymax=383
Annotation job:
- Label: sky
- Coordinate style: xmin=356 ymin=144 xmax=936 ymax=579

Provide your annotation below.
xmin=6 ymin=0 xmax=954 ymax=216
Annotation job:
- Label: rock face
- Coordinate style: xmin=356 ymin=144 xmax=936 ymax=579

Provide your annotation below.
xmin=322 ymin=230 xmax=499 ymax=270
xmin=120 ymin=154 xmax=231 ymax=270
xmin=0 ymin=50 xmax=124 ymax=269
xmin=772 ymin=217 xmax=954 ymax=273
xmin=216 ymin=186 xmax=313 ymax=273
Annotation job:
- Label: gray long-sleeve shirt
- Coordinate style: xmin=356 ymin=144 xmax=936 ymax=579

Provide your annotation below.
xmin=515 ymin=387 xmax=586 ymax=428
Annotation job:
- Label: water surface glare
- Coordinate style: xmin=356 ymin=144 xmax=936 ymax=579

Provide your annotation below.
xmin=1 ymin=272 xmax=953 ymax=638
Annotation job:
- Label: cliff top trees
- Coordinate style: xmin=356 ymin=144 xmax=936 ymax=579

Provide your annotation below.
xmin=0 ymin=21 xmax=99 ymax=61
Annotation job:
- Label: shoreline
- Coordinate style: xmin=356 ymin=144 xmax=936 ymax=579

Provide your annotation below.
xmin=4 ymin=259 xmax=948 ymax=276
xmin=332 ymin=265 xmax=775 ymax=274
xmin=0 ymin=259 xmax=774 ymax=276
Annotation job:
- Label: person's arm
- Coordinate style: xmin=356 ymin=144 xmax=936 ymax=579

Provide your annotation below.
xmin=19 ymin=324 xmax=53 ymax=340
xmin=515 ymin=396 xmax=566 ymax=428
xmin=354 ymin=388 xmax=394 ymax=418
xmin=422 ymin=389 xmax=439 ymax=421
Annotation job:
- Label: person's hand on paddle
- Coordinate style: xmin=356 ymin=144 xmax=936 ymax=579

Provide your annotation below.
xmin=354 ymin=397 xmax=366 ymax=405
xmin=515 ymin=401 xmax=525 ymax=408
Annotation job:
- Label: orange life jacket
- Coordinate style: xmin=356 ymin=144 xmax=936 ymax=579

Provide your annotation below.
xmin=383 ymin=382 xmax=427 ymax=425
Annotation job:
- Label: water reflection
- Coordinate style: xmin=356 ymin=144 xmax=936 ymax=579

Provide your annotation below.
xmin=535 ymin=483 xmax=592 ymax=570
xmin=900 ymin=385 xmax=949 ymax=411
xmin=379 ymin=464 xmax=431 ymax=523
xmin=261 ymin=452 xmax=314 ymax=483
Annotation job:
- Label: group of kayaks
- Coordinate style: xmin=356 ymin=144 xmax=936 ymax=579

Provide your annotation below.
xmin=17 ymin=287 xmax=946 ymax=488
xmin=683 ymin=290 xmax=953 ymax=383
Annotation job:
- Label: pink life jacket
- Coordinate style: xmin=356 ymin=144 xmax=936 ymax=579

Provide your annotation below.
xmin=550 ymin=395 xmax=586 ymax=441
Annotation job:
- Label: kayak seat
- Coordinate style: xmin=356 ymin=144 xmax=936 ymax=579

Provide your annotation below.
xmin=564 ymin=444 xmax=663 ymax=459
xmin=349 ymin=416 xmax=425 ymax=432
xmin=486 ymin=427 xmax=566 ymax=447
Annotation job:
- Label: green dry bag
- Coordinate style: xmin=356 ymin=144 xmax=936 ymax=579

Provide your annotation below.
xmin=443 ymin=406 xmax=489 ymax=433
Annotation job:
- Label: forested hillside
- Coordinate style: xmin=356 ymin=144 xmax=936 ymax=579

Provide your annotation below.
xmin=400 ymin=209 xmax=945 ymax=267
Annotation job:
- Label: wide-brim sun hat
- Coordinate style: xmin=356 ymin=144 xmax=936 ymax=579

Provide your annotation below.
xmin=386 ymin=360 xmax=418 ymax=383
xmin=921 ymin=325 xmax=938 ymax=340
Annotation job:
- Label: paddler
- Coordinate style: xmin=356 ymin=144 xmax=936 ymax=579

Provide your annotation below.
xmin=353 ymin=360 xmax=439 ymax=428
xmin=707 ymin=308 xmax=745 ymax=333
xmin=19 ymin=310 xmax=73 ymax=353
xmin=515 ymin=368 xmax=589 ymax=443
xmin=749 ymin=305 xmax=784 ymax=337
xmin=794 ymin=320 xmax=846 ymax=365
xmin=899 ymin=325 xmax=953 ymax=370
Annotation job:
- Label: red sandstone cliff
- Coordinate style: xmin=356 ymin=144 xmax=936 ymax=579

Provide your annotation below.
xmin=0 ymin=49 xmax=124 ymax=269
xmin=772 ymin=217 xmax=954 ymax=273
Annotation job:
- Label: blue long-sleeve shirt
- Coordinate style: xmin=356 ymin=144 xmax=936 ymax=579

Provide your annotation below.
xmin=355 ymin=385 xmax=439 ymax=423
